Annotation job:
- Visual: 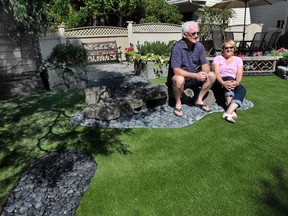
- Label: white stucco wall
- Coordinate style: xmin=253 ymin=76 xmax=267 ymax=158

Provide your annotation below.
xmin=250 ymin=1 xmax=288 ymax=31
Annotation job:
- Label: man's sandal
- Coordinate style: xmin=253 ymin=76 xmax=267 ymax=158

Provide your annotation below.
xmin=195 ymin=103 xmax=210 ymax=112
xmin=173 ymin=107 xmax=183 ymax=117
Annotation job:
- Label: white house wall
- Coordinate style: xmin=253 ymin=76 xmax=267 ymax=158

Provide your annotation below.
xmin=250 ymin=1 xmax=288 ymax=31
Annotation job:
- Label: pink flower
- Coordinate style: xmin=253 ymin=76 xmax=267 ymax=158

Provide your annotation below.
xmin=253 ymin=51 xmax=262 ymax=56
xmin=125 ymin=47 xmax=134 ymax=51
xmin=237 ymin=54 xmax=246 ymax=58
xmin=278 ymin=47 xmax=286 ymax=52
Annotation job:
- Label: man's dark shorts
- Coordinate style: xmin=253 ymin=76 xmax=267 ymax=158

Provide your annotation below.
xmin=184 ymin=78 xmax=202 ymax=89
xmin=166 ymin=76 xmax=202 ymax=89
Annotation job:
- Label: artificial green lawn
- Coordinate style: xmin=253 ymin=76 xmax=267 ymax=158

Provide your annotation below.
xmin=1 ymin=75 xmax=288 ymax=215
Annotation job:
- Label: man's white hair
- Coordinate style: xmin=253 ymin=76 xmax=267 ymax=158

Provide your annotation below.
xmin=182 ymin=21 xmax=199 ymax=33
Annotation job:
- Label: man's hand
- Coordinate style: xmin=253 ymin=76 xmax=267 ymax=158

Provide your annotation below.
xmin=197 ymin=71 xmax=208 ymax=82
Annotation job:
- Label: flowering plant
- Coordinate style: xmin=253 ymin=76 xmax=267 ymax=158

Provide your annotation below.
xmin=131 ymin=53 xmax=169 ymax=76
xmin=237 ymin=54 xmax=246 ymax=58
xmin=253 ymin=51 xmax=263 ymax=56
xmin=131 ymin=53 xmax=168 ymax=64
xmin=124 ymin=47 xmax=136 ymax=57
xmin=268 ymin=47 xmax=288 ymax=66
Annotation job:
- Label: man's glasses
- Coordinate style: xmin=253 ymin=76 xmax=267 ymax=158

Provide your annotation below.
xmin=224 ymin=46 xmax=234 ymax=50
xmin=186 ymin=32 xmax=198 ymax=37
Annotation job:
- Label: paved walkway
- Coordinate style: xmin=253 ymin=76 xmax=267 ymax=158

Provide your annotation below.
xmin=86 ymin=62 xmax=135 ymax=81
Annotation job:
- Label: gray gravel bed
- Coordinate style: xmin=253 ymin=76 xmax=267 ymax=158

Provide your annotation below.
xmin=71 ymin=99 xmax=254 ymax=128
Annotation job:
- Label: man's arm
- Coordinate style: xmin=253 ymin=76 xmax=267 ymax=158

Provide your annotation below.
xmin=201 ymin=63 xmax=211 ymax=73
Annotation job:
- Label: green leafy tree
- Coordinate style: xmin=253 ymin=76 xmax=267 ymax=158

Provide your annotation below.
xmin=195 ymin=6 xmax=235 ymax=41
xmin=0 ymin=0 xmax=49 ymax=66
xmin=85 ymin=0 xmax=113 ymax=26
xmin=44 ymin=0 xmax=114 ymax=28
xmin=44 ymin=0 xmax=74 ymax=28
xmin=139 ymin=0 xmax=182 ymax=24
xmin=111 ymin=0 xmax=138 ymax=26
xmin=44 ymin=0 xmax=182 ymax=28
xmin=0 ymin=0 xmax=49 ymax=33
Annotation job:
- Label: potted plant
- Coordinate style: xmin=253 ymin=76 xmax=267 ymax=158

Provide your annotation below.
xmin=132 ymin=41 xmax=175 ymax=79
xmin=124 ymin=47 xmax=136 ymax=62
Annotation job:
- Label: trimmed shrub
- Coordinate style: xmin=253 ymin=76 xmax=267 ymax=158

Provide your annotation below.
xmin=136 ymin=40 xmax=176 ymax=56
xmin=48 ymin=43 xmax=88 ymax=67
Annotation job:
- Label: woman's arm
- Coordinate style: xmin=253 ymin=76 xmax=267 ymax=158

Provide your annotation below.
xmin=213 ymin=63 xmax=225 ymax=86
xmin=235 ymin=59 xmax=244 ymax=86
xmin=235 ymin=66 xmax=243 ymax=86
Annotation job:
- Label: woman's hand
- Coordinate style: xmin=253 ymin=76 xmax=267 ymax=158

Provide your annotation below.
xmin=223 ymin=80 xmax=237 ymax=91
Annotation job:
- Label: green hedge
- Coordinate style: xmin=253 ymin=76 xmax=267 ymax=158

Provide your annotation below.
xmin=48 ymin=43 xmax=88 ymax=67
xmin=136 ymin=40 xmax=176 ymax=56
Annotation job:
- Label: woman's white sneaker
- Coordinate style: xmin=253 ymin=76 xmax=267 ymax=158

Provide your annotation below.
xmin=222 ymin=112 xmax=236 ymax=123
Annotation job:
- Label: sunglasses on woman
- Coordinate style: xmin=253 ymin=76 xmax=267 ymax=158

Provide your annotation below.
xmin=224 ymin=46 xmax=234 ymax=50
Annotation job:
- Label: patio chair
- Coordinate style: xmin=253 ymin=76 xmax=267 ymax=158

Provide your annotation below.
xmin=240 ymin=32 xmax=267 ymax=56
xmin=263 ymin=31 xmax=281 ymax=53
xmin=208 ymin=28 xmax=224 ymax=56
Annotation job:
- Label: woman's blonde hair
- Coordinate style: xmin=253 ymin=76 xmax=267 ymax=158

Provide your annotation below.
xmin=221 ymin=39 xmax=237 ymax=50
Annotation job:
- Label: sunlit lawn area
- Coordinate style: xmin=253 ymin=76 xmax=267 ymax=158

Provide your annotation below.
xmin=1 ymin=75 xmax=288 ymax=215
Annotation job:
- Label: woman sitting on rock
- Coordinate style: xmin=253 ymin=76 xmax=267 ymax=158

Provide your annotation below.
xmin=213 ymin=39 xmax=246 ymax=123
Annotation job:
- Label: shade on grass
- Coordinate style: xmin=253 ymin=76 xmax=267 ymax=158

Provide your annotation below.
xmin=0 ymin=75 xmax=288 ymax=215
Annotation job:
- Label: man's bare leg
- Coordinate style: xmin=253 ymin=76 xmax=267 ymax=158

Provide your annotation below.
xmin=172 ymin=75 xmax=185 ymax=116
xmin=195 ymin=72 xmax=216 ymax=110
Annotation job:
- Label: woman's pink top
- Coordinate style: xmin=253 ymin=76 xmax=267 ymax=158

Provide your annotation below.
xmin=213 ymin=55 xmax=243 ymax=79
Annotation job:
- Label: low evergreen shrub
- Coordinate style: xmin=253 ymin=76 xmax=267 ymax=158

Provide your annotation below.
xmin=136 ymin=40 xmax=175 ymax=56
xmin=48 ymin=43 xmax=88 ymax=67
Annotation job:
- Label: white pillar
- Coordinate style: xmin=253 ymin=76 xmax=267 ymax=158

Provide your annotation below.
xmin=58 ymin=25 xmax=66 ymax=44
xmin=127 ymin=21 xmax=133 ymax=48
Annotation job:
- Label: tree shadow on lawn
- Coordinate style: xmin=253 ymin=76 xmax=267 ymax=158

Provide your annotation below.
xmin=257 ymin=166 xmax=288 ymax=215
xmin=0 ymin=90 xmax=132 ymax=208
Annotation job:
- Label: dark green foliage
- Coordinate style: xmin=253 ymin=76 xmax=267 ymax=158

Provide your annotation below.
xmin=280 ymin=54 xmax=288 ymax=66
xmin=48 ymin=43 xmax=88 ymax=67
xmin=0 ymin=0 xmax=49 ymax=65
xmin=2 ymin=0 xmax=183 ymax=31
xmin=46 ymin=0 xmax=182 ymax=28
xmin=136 ymin=40 xmax=176 ymax=56
xmin=195 ymin=6 xmax=234 ymax=41
xmin=63 ymin=8 xmax=89 ymax=29
xmin=139 ymin=0 xmax=182 ymax=24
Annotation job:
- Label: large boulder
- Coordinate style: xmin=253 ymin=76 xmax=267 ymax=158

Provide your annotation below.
xmin=83 ymin=98 xmax=143 ymax=121
xmin=83 ymin=76 xmax=168 ymax=121
xmin=275 ymin=66 xmax=288 ymax=79
xmin=83 ymin=76 xmax=217 ymax=121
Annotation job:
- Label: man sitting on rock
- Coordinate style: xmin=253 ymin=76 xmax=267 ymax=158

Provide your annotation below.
xmin=167 ymin=21 xmax=216 ymax=117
